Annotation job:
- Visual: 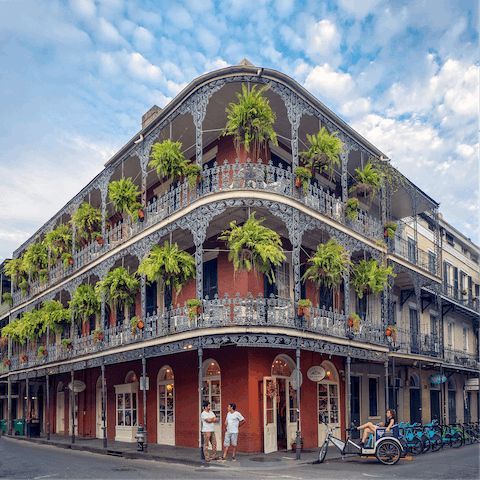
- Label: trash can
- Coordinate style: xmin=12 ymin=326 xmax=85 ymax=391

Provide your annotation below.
xmin=27 ymin=419 xmax=40 ymax=438
xmin=14 ymin=419 xmax=25 ymax=436
xmin=1 ymin=420 xmax=7 ymax=433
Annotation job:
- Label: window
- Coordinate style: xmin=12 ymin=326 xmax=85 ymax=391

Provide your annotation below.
xmin=408 ymin=237 xmax=416 ymax=263
xmin=428 ymin=251 xmax=436 ymax=274
xmin=446 ymin=232 xmax=454 ymax=246
xmin=369 ymin=378 xmax=378 ymax=417
xmin=264 ymin=261 xmax=291 ymax=299
xmin=447 ymin=323 xmax=454 ymax=347
xmin=146 ymin=281 xmax=157 ymax=316
xmin=203 ymin=258 xmax=218 ymax=299
xmin=463 ymin=328 xmax=468 ymax=351
xmin=460 ymin=272 xmax=467 ymax=293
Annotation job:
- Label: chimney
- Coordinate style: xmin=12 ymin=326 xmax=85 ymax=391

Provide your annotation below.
xmin=142 ymin=105 xmax=162 ymax=130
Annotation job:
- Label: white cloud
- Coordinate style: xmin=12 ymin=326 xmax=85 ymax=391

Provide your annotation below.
xmin=337 ymin=0 xmax=384 ymax=18
xmin=133 ymin=26 xmax=155 ymax=52
xmin=204 ymin=58 xmax=230 ymax=73
xmin=97 ymin=17 xmax=126 ymax=45
xmin=183 ymin=0 xmax=214 ymax=12
xmin=127 ymin=52 xmax=162 ymax=83
xmin=165 ymin=5 xmax=194 ymax=30
xmin=306 ymin=20 xmax=341 ymax=60
xmin=197 ymin=27 xmax=220 ymax=57
xmin=274 ymin=0 xmax=295 ymax=18
xmin=69 ymin=0 xmax=97 ymax=19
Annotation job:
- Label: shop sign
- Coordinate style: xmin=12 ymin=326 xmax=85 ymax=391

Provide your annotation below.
xmin=464 ymin=378 xmax=479 ymax=386
xmin=290 ymin=369 xmax=303 ymax=389
xmin=68 ymin=380 xmax=86 ymax=392
xmin=464 ymin=385 xmax=479 ymax=391
xmin=429 ymin=375 xmax=447 ymax=384
xmin=307 ymin=366 xmax=327 ymax=382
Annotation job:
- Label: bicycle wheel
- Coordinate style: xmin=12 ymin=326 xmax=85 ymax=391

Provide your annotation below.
xmin=464 ymin=429 xmax=476 ymax=445
xmin=430 ymin=434 xmax=442 ymax=452
xmin=398 ymin=438 xmax=408 ymax=458
xmin=421 ymin=435 xmax=431 ymax=453
xmin=450 ymin=432 xmax=462 ymax=448
xmin=318 ymin=440 xmax=328 ymax=463
xmin=376 ymin=440 xmax=401 ymax=465
xmin=408 ymin=436 xmax=423 ymax=455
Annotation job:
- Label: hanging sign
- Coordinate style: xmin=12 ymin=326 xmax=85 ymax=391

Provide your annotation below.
xmin=429 ymin=375 xmax=447 ymax=384
xmin=290 ymin=369 xmax=303 ymax=389
xmin=307 ymin=366 xmax=327 ymax=382
xmin=68 ymin=380 xmax=86 ymax=392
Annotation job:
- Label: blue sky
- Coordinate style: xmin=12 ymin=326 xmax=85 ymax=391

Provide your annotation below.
xmin=0 ymin=0 xmax=478 ymax=262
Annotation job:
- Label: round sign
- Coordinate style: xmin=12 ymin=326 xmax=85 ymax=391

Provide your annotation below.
xmin=290 ymin=369 xmax=303 ymax=389
xmin=429 ymin=375 xmax=447 ymax=384
xmin=68 ymin=380 xmax=86 ymax=392
xmin=307 ymin=366 xmax=327 ymax=382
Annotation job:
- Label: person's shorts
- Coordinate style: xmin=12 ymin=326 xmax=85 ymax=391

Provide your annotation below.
xmin=224 ymin=432 xmax=238 ymax=447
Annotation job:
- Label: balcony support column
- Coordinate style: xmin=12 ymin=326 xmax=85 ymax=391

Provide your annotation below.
xmin=71 ymin=368 xmax=75 ymax=444
xmin=101 ymin=361 xmax=107 ymax=448
xmin=46 ymin=374 xmax=50 ymax=440
xmin=97 ymin=169 xmax=114 ymax=239
xmin=198 ymin=344 xmax=204 ymax=460
xmin=142 ymin=353 xmax=148 ymax=453
xmin=7 ymin=375 xmax=12 ymax=435
xmin=384 ymin=360 xmax=389 ymax=411
xmin=346 ymin=355 xmax=351 ymax=429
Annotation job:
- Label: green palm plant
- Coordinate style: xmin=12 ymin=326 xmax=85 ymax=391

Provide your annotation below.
xmin=351 ymin=259 xmax=396 ymax=299
xmin=222 ymin=83 xmax=278 ymax=160
xmin=72 ymin=203 xmax=104 ymax=243
xmin=138 ymin=241 xmax=196 ymax=301
xmin=108 ymin=178 xmax=142 ymax=221
xmin=218 ymin=212 xmax=286 ymax=284
xmin=300 ymin=127 xmax=343 ymax=180
xmin=70 ymin=284 xmax=101 ymax=324
xmin=23 ymin=243 xmax=48 ymax=280
xmin=95 ymin=267 xmax=140 ymax=310
xmin=44 ymin=224 xmax=72 ymax=263
xmin=3 ymin=258 xmax=26 ymax=288
xmin=350 ymin=161 xmax=381 ymax=201
xmin=149 ymin=139 xmax=188 ymax=181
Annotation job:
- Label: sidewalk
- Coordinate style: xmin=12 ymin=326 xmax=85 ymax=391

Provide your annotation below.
xmin=1 ymin=432 xmax=343 ymax=469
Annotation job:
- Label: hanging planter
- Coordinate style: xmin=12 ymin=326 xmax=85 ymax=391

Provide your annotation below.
xmin=38 ymin=346 xmax=47 ymax=359
xmin=62 ymin=253 xmax=74 ymax=270
xmin=2 ymin=293 xmax=13 ymax=307
xmin=297 ymin=299 xmax=312 ymax=319
xmin=3 ymin=359 xmax=11 ymax=367
xmin=294 ymin=167 xmax=312 ymax=195
xmin=61 ymin=339 xmax=72 ymax=352
xmin=186 ymin=299 xmax=202 ymax=321
xmin=385 ymin=326 xmax=397 ymax=342
xmin=183 ymin=164 xmax=202 ymax=189
xmin=383 ymin=222 xmax=397 ymax=240
xmin=20 ymin=354 xmax=28 ymax=363
xmin=349 ymin=161 xmax=381 ymax=201
xmin=92 ymin=330 xmax=103 ymax=343
xmin=91 ymin=232 xmax=104 ymax=245
xmin=348 ymin=313 xmax=361 ymax=332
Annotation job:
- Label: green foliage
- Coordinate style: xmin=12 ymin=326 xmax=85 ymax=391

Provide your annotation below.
xmin=351 ymin=259 xmax=396 ymax=299
xmin=346 ymin=198 xmax=359 ymax=221
xmin=222 ymin=83 xmax=278 ymax=160
xmin=298 ymin=299 xmax=312 ymax=307
xmin=62 ymin=253 xmax=73 ymax=270
xmin=186 ymin=299 xmax=202 ymax=321
xmin=219 ymin=212 xmax=286 ymax=284
xmin=38 ymin=346 xmax=46 ymax=359
xmin=183 ymin=164 xmax=202 ymax=189
xmin=129 ymin=202 xmax=145 ymax=223
xmin=2 ymin=293 xmax=12 ymax=307
xmin=70 ymin=285 xmax=101 ymax=324
xmin=73 ymin=203 xmax=103 ymax=243
xmin=19 ymin=279 xmax=29 ymax=297
xmin=44 ymin=224 xmax=72 ymax=263
xmin=349 ymin=313 xmax=362 ymax=332
xmin=149 ymin=139 xmax=188 ymax=180
xmin=61 ymin=338 xmax=72 ymax=352
xmin=108 ymin=177 xmax=141 ymax=214
xmin=294 ymin=167 xmax=312 ymax=195
xmin=2 ymin=318 xmax=23 ymax=344
xmin=384 ymin=222 xmax=397 ymax=240
xmin=23 ymin=243 xmax=48 ymax=280
xmin=138 ymin=242 xmax=196 ymax=300
xmin=3 ymin=258 xmax=26 ymax=288
xmin=350 ymin=161 xmax=381 ymax=200
xmin=41 ymin=300 xmax=71 ymax=335
xmin=38 ymin=269 xmax=48 ymax=284
xmin=369 ymin=156 xmax=410 ymax=194
xmin=300 ymin=127 xmax=343 ymax=179
xmin=302 ymin=239 xmax=352 ymax=289
xmin=95 ymin=267 xmax=140 ymax=310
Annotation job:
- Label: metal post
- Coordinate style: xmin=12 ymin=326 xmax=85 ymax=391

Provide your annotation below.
xmin=101 ymin=362 xmax=107 ymax=448
xmin=198 ymin=345 xmax=204 ymax=460
xmin=295 ymin=347 xmax=301 ymax=460
xmin=440 ymin=365 xmax=445 ymax=425
xmin=392 ymin=356 xmax=397 ymax=415
xmin=385 ymin=360 xmax=389 ymax=413
xmin=142 ymin=355 xmax=148 ymax=453
xmin=347 ymin=356 xmax=351 ymax=428
xmin=7 ymin=376 xmax=12 ymax=435
xmin=419 ymin=360 xmax=422 ymax=424
xmin=71 ymin=369 xmax=75 ymax=444
xmin=46 ymin=374 xmax=50 ymax=440
xmin=26 ymin=377 xmax=29 ymax=423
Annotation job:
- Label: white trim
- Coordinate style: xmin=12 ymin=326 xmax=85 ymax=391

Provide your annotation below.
xmin=429 ymin=309 xmax=438 ymax=316
xmin=408 ymin=302 xmax=417 ymax=309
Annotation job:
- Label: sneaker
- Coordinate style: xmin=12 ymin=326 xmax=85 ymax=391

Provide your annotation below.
xmin=358 ymin=441 xmax=364 ymax=448
xmin=217 ymin=457 xmax=226 ymax=461
xmin=232 ymin=457 xmax=236 ymax=462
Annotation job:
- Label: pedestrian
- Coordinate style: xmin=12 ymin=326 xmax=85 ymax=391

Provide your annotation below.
xmin=357 ymin=409 xmax=396 ymax=447
xmin=201 ymin=401 xmax=219 ymax=463
xmin=218 ymin=403 xmax=245 ymax=461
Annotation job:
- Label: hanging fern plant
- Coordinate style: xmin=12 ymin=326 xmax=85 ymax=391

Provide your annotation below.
xmin=351 ymin=259 xmax=396 ymax=299
xmin=138 ymin=241 xmax=196 ymax=301
xmin=218 ymin=212 xmax=286 ymax=284
xmin=4 ymin=258 xmax=26 ymax=288
xmin=149 ymin=139 xmax=188 ymax=181
xmin=349 ymin=161 xmax=381 ymax=201
xmin=44 ymin=224 xmax=72 ymax=264
xmin=23 ymin=243 xmax=48 ymax=280
xmin=95 ymin=267 xmax=140 ymax=310
xmin=222 ymin=83 xmax=278 ymax=160
xmin=70 ymin=284 xmax=101 ymax=324
xmin=73 ymin=203 xmax=104 ymax=243
xmin=300 ymin=127 xmax=343 ymax=180
xmin=108 ymin=177 xmax=142 ymax=219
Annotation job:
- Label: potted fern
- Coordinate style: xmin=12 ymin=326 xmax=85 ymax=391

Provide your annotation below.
xmin=149 ymin=139 xmax=188 ymax=181
xmin=351 ymin=259 xmax=396 ymax=299
xmin=92 ymin=329 xmax=103 ymax=343
xmin=73 ymin=203 xmax=104 ymax=244
xmin=61 ymin=338 xmax=72 ymax=352
xmin=62 ymin=252 xmax=73 ymax=269
xmin=186 ymin=299 xmax=202 ymax=321
xmin=222 ymin=83 xmax=278 ymax=161
xmin=70 ymin=284 xmax=101 ymax=325
xmin=219 ymin=212 xmax=286 ymax=284
xmin=4 ymin=258 xmax=26 ymax=288
xmin=384 ymin=222 xmax=397 ymax=240
xmin=138 ymin=242 xmax=196 ymax=301
xmin=297 ymin=299 xmax=312 ymax=318
xmin=294 ymin=167 xmax=312 ymax=195
xmin=300 ymin=127 xmax=343 ymax=180
xmin=44 ymin=223 xmax=72 ymax=264
xmin=130 ymin=316 xmax=144 ymax=334
xmin=108 ymin=177 xmax=144 ymax=223
xmin=348 ymin=313 xmax=361 ymax=332
xmin=24 ymin=243 xmax=48 ymax=281
xmin=184 ymin=164 xmax=202 ymax=188
xmin=349 ymin=160 xmax=381 ymax=201
xmin=95 ymin=266 xmax=140 ymax=313
xmin=346 ymin=198 xmax=359 ymax=221
xmin=38 ymin=346 xmax=47 ymax=358
xmin=2 ymin=293 xmax=13 ymax=307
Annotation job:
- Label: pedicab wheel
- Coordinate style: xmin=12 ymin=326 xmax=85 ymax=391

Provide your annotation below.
xmin=408 ymin=437 xmax=423 ymax=456
xmin=399 ymin=438 xmax=408 ymax=458
xmin=318 ymin=440 xmax=328 ymax=463
xmin=450 ymin=432 xmax=462 ymax=448
xmin=430 ymin=434 xmax=443 ymax=452
xmin=376 ymin=440 xmax=401 ymax=465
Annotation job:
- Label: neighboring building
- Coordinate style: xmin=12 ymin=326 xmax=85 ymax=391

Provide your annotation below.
xmin=0 ymin=60 xmax=478 ymax=453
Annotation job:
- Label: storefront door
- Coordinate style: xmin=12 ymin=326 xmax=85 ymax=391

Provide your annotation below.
xmin=157 ymin=366 xmax=175 ymax=445
xmin=96 ymin=377 xmax=107 ymax=439
xmin=263 ymin=377 xmax=277 ymax=454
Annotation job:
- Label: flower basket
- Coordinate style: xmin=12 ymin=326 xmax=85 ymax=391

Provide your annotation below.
xmin=297 ymin=299 xmax=312 ymax=319
xmin=186 ymin=299 xmax=202 ymax=321
xmin=93 ymin=330 xmax=103 ymax=342
xmin=294 ymin=167 xmax=312 ymax=195
xmin=21 ymin=355 xmax=28 ymax=363
xmin=348 ymin=313 xmax=361 ymax=332
xmin=61 ymin=339 xmax=72 ymax=352
xmin=92 ymin=232 xmax=104 ymax=245
xmin=38 ymin=346 xmax=47 ymax=358
xmin=3 ymin=359 xmax=11 ymax=367
xmin=137 ymin=320 xmax=144 ymax=329
xmin=295 ymin=178 xmax=301 ymax=187
xmin=383 ymin=222 xmax=397 ymax=240
xmin=184 ymin=164 xmax=202 ymax=189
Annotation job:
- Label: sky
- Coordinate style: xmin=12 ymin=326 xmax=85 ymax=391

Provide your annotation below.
xmin=0 ymin=0 xmax=478 ymax=263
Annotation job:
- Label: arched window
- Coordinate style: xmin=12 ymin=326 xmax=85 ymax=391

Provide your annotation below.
xmin=125 ymin=371 xmax=138 ymax=383
xmin=409 ymin=373 xmax=420 ymax=388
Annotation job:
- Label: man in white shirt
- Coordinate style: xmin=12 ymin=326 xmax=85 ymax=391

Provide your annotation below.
xmin=218 ymin=403 xmax=245 ymax=461
xmin=201 ymin=401 xmax=219 ymax=463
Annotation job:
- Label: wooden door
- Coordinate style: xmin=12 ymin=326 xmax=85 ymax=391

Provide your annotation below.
xmin=56 ymin=392 xmax=64 ymax=434
xmin=263 ymin=377 xmax=277 ymax=454
xmin=157 ymin=381 xmax=175 ymax=445
xmin=96 ymin=385 xmax=107 ymax=439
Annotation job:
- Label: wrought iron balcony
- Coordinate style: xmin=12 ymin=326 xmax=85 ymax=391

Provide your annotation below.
xmin=394 ymin=328 xmax=442 ymax=358
xmin=392 ymin=236 xmax=433 ymax=272
xmin=11 ymin=159 xmax=384 ymax=308
xmin=443 ymin=284 xmax=479 ymax=311
xmin=5 ymin=295 xmax=389 ymax=371
xmin=443 ymin=347 xmax=479 ymax=369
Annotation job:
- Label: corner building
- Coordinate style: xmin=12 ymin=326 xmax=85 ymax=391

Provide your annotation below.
xmin=0 ymin=59 xmax=478 ymax=453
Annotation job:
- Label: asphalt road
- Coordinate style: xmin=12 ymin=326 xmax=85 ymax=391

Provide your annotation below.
xmin=0 ymin=437 xmax=478 ymax=480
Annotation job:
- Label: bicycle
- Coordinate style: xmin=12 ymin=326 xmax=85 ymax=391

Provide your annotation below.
xmin=422 ymin=421 xmax=443 ymax=452
xmin=317 ymin=419 xmax=402 ymax=466
xmin=398 ymin=422 xmax=424 ymax=455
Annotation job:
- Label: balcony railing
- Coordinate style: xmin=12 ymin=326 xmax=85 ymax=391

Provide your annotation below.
xmin=392 ymin=236 xmax=432 ymax=272
xmin=444 ymin=348 xmax=479 ymax=369
xmin=394 ymin=328 xmax=442 ymax=358
xmin=5 ymin=295 xmax=388 ymax=371
xmin=443 ymin=285 xmax=479 ymax=311
xmin=11 ymin=159 xmax=384 ymax=308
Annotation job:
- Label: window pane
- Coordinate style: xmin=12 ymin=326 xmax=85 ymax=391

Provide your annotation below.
xmin=117 ymin=393 xmax=123 ymax=409
xmin=369 ymin=378 xmax=378 ymax=417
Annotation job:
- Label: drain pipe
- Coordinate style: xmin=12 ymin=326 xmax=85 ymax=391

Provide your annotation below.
xmin=71 ymin=369 xmax=75 ymax=444
xmin=295 ymin=347 xmax=301 ymax=460
xmin=142 ymin=354 xmax=148 ymax=453
xmin=46 ymin=374 xmax=50 ymax=440
xmin=198 ymin=344 xmax=204 ymax=460
xmin=347 ymin=355 xmax=351 ymax=428
xmin=102 ymin=361 xmax=107 ymax=448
